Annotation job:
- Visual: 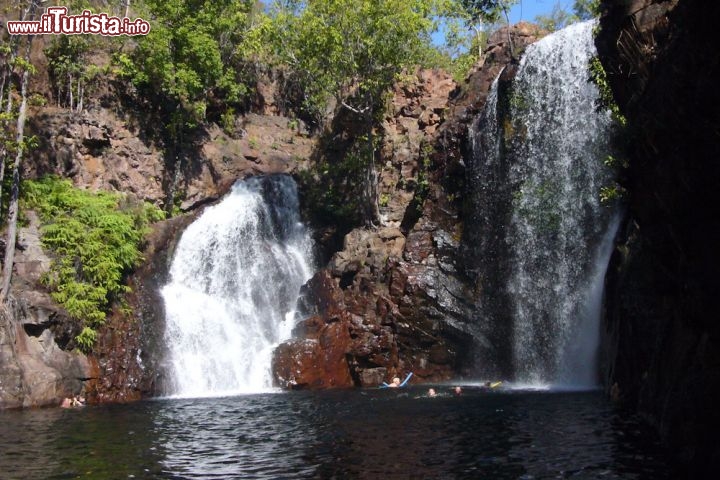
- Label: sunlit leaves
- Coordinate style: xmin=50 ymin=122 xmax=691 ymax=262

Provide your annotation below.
xmin=247 ymin=0 xmax=444 ymax=118
xmin=124 ymin=0 xmax=254 ymax=122
xmin=23 ymin=177 xmax=165 ymax=352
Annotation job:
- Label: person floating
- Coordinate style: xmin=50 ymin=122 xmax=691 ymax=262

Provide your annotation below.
xmin=388 ymin=377 xmax=401 ymax=388
xmin=428 ymin=388 xmax=437 ymax=397
xmin=380 ymin=372 xmax=413 ymax=388
xmin=60 ymin=395 xmax=86 ymax=408
xmin=453 ymin=386 xmax=462 ymax=395
xmin=481 ymin=381 xmax=503 ymax=389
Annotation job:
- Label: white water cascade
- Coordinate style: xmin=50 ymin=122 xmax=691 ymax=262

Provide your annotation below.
xmin=469 ymin=21 xmax=621 ymax=387
xmin=161 ymin=175 xmax=314 ymax=397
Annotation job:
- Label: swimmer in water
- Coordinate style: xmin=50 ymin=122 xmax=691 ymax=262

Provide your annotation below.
xmin=388 ymin=377 xmax=401 ymax=388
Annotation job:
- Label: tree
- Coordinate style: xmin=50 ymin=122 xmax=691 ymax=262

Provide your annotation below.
xmin=45 ymin=35 xmax=93 ymax=111
xmin=573 ymin=0 xmax=601 ymax=20
xmin=248 ymin=0 xmax=449 ymax=223
xmin=534 ymin=0 xmax=601 ymax=33
xmin=535 ymin=2 xmax=575 ymax=32
xmin=1 ymin=0 xmax=40 ymax=301
xmin=458 ymin=0 xmax=518 ymax=59
xmin=119 ymin=0 xmax=254 ymax=212
xmin=459 ymin=0 xmax=514 ymax=23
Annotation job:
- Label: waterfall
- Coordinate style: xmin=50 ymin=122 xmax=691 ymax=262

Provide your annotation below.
xmin=467 ymin=21 xmax=620 ymax=387
xmin=161 ymin=175 xmax=314 ymax=397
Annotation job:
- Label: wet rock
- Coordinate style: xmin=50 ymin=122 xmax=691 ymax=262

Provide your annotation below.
xmin=273 ymin=29 xmax=546 ymax=391
xmin=272 ymin=320 xmax=354 ymax=390
xmin=359 ymin=367 xmax=387 ymax=386
xmin=0 ymin=297 xmax=91 ymax=409
xmin=597 ymin=0 xmax=720 ymax=473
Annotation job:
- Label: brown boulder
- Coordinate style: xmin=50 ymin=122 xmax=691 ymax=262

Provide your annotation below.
xmin=272 ymin=321 xmax=354 ymax=389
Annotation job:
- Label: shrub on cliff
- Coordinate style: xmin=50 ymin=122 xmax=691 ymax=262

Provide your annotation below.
xmin=22 ymin=176 xmax=165 ymax=352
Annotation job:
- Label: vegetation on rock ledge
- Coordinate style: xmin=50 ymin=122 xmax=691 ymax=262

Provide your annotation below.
xmin=22 ymin=177 xmax=165 ymax=352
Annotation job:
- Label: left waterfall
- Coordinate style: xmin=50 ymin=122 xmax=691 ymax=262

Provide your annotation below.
xmin=161 ymin=175 xmax=314 ymax=397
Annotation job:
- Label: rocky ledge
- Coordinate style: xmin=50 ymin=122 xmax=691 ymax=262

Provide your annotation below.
xmin=271 ymin=24 xmax=545 ymax=389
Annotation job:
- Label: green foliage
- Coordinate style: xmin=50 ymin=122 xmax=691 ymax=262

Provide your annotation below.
xmin=22 ymin=177 xmax=165 ymax=351
xmin=246 ymin=0 xmax=445 ymax=120
xmin=589 ymin=56 xmax=626 ymax=126
xmin=220 ymin=107 xmax=236 ymax=136
xmin=75 ymin=327 xmax=97 ymax=354
xmin=535 ymin=2 xmax=576 ymax=32
xmin=589 ymin=58 xmax=630 ymax=207
xmin=459 ymin=0 xmax=517 ymax=24
xmin=44 ymin=33 xmax=101 ymax=109
xmin=600 ymin=184 xmax=626 ymax=204
xmin=534 ymin=0 xmax=601 ymax=33
xmin=604 ymin=154 xmax=629 ymax=170
xmin=298 ymin=135 xmax=374 ymax=229
xmin=45 ymin=35 xmax=90 ymax=81
xmin=573 ymin=0 xmax=601 ymax=20
xmin=28 ymin=93 xmax=47 ymax=107
xmin=429 ymin=12 xmax=492 ymax=80
xmin=119 ymin=0 xmax=253 ymax=126
xmin=513 ymin=179 xmax=562 ymax=234
xmin=414 ymin=143 xmax=435 ymax=211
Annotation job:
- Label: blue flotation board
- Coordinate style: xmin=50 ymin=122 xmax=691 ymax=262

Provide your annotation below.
xmin=380 ymin=372 xmax=413 ymax=388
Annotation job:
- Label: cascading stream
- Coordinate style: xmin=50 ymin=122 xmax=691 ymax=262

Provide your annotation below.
xmin=161 ymin=175 xmax=314 ymax=397
xmin=468 ymin=20 xmax=621 ymax=387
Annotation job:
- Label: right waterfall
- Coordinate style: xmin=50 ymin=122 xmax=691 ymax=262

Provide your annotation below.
xmin=467 ymin=20 xmax=621 ymax=387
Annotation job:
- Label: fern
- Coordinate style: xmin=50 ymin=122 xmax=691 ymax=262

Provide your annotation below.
xmin=22 ymin=176 xmax=165 ymax=351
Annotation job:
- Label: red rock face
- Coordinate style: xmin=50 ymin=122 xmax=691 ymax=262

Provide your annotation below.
xmin=85 ymin=311 xmax=143 ymax=404
xmin=273 ymin=278 xmax=355 ymax=390
xmin=273 ymin=323 xmax=354 ymax=390
xmin=272 ymin=220 xmax=470 ymax=389
xmin=7 ymin=23 xmax=544 ymax=403
xmin=273 ymin=27 xmax=546 ymax=391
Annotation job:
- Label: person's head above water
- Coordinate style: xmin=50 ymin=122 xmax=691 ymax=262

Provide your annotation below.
xmin=454 ymin=386 xmax=462 ymax=395
xmin=387 ymin=376 xmax=402 ymax=387
xmin=428 ymin=388 xmax=437 ymax=397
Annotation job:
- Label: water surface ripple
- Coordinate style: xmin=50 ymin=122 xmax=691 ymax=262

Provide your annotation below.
xmin=0 ymin=389 xmax=672 ymax=479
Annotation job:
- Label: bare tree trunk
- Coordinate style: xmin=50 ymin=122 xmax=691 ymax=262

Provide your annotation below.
xmin=340 ymin=96 xmax=381 ymax=225
xmin=0 ymin=66 xmax=7 ymax=113
xmin=125 ymin=0 xmax=131 ymax=19
xmin=1 ymin=2 xmax=37 ymax=301
xmin=501 ymin=1 xmax=516 ymax=60
xmin=364 ymin=104 xmax=381 ymax=226
xmin=0 ymin=17 xmax=24 ymax=112
xmin=0 ymin=34 xmax=21 ymax=204
xmin=77 ymin=79 xmax=83 ymax=113
xmin=0 ymin=61 xmax=16 ymax=212
xmin=68 ymin=73 xmax=73 ymax=110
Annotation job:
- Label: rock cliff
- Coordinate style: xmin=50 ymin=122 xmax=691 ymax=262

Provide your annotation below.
xmin=272 ymin=24 xmax=545 ymax=389
xmin=597 ymin=0 xmax=720 ymax=472
xmin=1 ymin=63 xmax=316 ymax=407
xmin=1 ymin=21 xmax=546 ymax=403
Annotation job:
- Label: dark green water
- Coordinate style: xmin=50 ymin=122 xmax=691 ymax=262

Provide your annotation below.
xmin=0 ymin=388 xmax=673 ymax=479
